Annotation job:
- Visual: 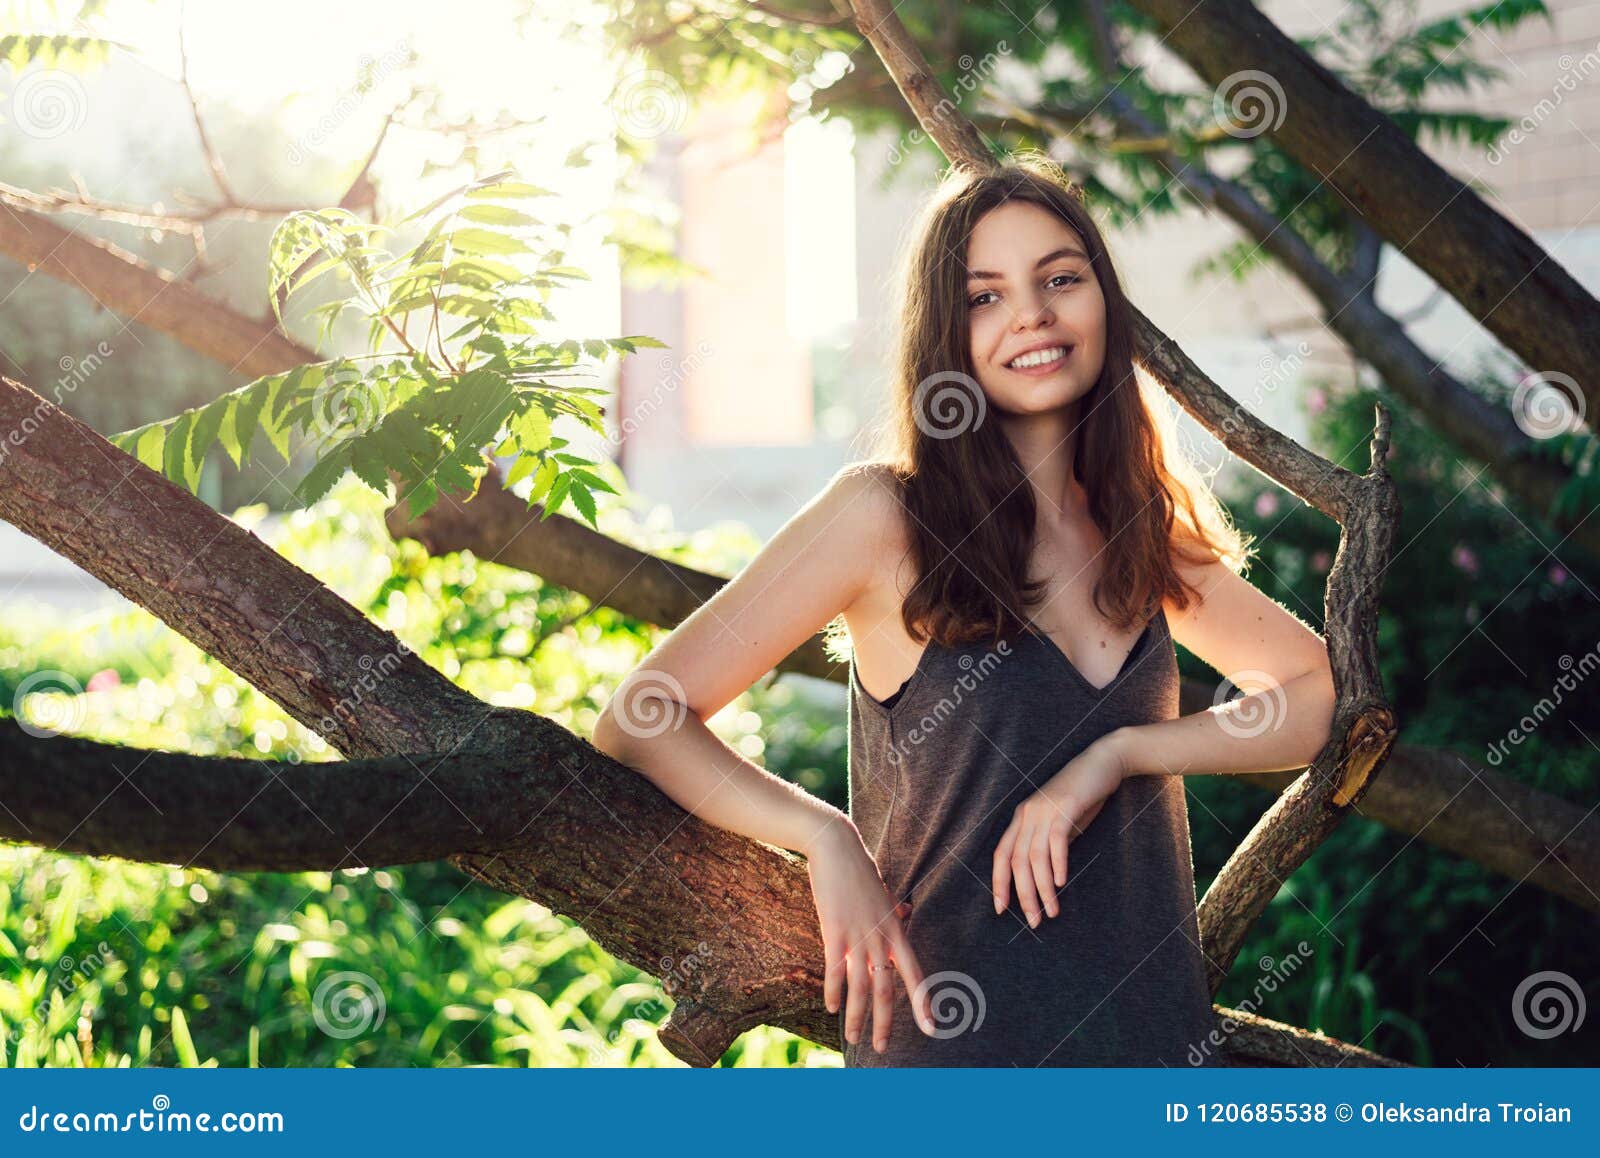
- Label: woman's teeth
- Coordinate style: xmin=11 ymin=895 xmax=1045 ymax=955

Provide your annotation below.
xmin=1007 ymin=345 xmax=1070 ymax=370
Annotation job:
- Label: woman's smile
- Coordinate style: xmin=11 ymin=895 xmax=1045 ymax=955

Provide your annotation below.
xmin=1005 ymin=344 xmax=1075 ymax=376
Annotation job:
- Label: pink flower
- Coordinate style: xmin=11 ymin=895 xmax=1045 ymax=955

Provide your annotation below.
xmin=1305 ymin=388 xmax=1326 ymax=415
xmin=1548 ymin=563 xmax=1568 ymax=587
xmin=1311 ymin=550 xmax=1331 ymax=573
xmin=1451 ymin=544 xmax=1479 ymax=576
xmin=1254 ymin=491 xmax=1279 ymax=519
xmin=86 ymin=668 xmax=121 ymax=693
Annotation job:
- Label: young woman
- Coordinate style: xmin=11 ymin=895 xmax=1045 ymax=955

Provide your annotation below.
xmin=593 ymin=157 xmax=1337 ymax=1067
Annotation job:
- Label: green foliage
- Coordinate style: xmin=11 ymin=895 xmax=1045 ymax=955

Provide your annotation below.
xmin=624 ymin=0 xmax=1546 ymax=282
xmin=108 ymin=174 xmax=666 ymax=526
xmin=0 ymin=482 xmax=845 ymax=1067
xmin=1180 ymin=371 xmax=1599 ymax=1065
xmin=0 ymin=33 xmax=122 ymax=72
xmin=1515 ymin=427 xmax=1600 ymax=524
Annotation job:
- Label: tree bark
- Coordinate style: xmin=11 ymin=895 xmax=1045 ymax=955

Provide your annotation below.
xmin=388 ymin=469 xmax=1598 ymax=914
xmin=1124 ymin=0 xmax=1600 ymax=425
xmin=0 ymin=200 xmax=317 ymax=379
xmin=1067 ymin=85 xmax=1599 ymax=561
xmin=0 ymin=371 xmax=1404 ymax=1065
xmin=848 ymin=0 xmax=1401 ymax=995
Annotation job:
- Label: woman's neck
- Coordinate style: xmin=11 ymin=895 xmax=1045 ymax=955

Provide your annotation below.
xmin=998 ymin=407 xmax=1088 ymax=522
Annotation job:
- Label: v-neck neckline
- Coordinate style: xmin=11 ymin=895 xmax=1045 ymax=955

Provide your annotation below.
xmin=1025 ymin=611 xmax=1160 ymax=698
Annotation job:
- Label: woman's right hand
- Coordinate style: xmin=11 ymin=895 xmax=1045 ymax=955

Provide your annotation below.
xmin=806 ymin=816 xmax=936 ymax=1052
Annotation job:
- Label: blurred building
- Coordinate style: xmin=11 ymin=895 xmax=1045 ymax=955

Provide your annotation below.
xmin=615 ymin=0 xmax=1600 ymax=536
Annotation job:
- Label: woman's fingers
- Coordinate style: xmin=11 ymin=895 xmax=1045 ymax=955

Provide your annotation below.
xmin=844 ymin=942 xmax=870 ymax=1045
xmin=992 ymin=815 xmax=1019 ymax=913
xmin=886 ymin=920 xmax=935 ymax=1037
xmin=1049 ymin=818 xmax=1071 ymax=892
xmin=822 ymin=928 xmax=843 ymax=1014
xmin=1009 ymin=817 xmax=1044 ymax=926
xmin=870 ymin=937 xmax=896 ymax=1052
xmin=1029 ymin=819 xmax=1058 ymax=918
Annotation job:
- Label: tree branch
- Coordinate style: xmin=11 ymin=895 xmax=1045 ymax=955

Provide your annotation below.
xmin=1125 ymin=0 xmax=1600 ymax=428
xmin=0 ymin=374 xmax=484 ymax=758
xmin=1033 ymin=36 xmax=1599 ymax=561
xmin=393 ymin=471 xmax=1596 ymax=913
xmin=0 ymin=200 xmax=317 ymax=379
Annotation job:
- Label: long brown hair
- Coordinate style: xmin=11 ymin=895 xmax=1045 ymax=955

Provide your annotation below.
xmin=840 ymin=154 xmax=1250 ymax=655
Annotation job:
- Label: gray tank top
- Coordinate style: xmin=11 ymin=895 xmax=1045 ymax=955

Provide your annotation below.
xmin=841 ymin=605 xmax=1220 ymax=1066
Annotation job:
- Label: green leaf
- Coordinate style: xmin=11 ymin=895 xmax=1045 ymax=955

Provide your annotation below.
xmin=569 ymin=480 xmax=597 ymax=526
xmin=542 ymin=471 xmax=572 ymax=519
xmin=505 ymin=452 xmax=539 ymax=486
xmin=445 ymin=228 xmax=535 ymax=257
xmin=171 ymin=1007 xmax=200 ymax=1068
xmin=509 ymin=404 xmax=552 ymax=452
xmin=434 ymin=454 xmax=478 ymax=496
xmin=567 ymin=467 xmax=617 ymax=495
xmin=407 ymin=478 xmax=439 ymax=518
xmin=189 ymin=397 xmax=227 ymax=470
xmin=294 ymin=445 xmax=353 ymax=506
xmin=163 ymin=412 xmax=196 ymax=491
xmin=465 ymin=181 xmax=556 ymax=201
xmin=133 ymin=424 xmax=166 ymax=472
xmin=527 ymin=456 xmax=558 ymax=503
xmin=457 ymin=203 xmax=540 ymax=228
xmin=350 ymin=438 xmax=391 ymax=496
xmin=230 ymin=381 xmax=271 ymax=467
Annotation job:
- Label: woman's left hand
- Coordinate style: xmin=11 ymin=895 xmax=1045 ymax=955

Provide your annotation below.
xmin=991 ymin=736 xmax=1129 ymax=926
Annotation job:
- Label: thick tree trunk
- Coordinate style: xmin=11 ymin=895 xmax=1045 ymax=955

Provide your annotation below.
xmin=389 ymin=469 xmax=1599 ymax=914
xmin=848 ymin=0 xmax=1402 ymax=993
xmin=0 ymin=372 xmax=1403 ymax=1065
xmin=1072 ymin=90 xmax=1600 ymax=561
xmin=1124 ymin=0 xmax=1600 ymax=425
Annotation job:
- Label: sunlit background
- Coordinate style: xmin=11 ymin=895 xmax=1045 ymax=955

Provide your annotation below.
xmin=1 ymin=0 xmax=1597 ymax=1068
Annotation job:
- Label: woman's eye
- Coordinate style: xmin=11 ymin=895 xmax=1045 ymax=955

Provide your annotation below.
xmin=970 ymin=274 xmax=1078 ymax=308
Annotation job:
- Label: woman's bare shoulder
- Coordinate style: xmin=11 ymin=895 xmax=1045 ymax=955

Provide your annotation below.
xmin=826 ymin=460 xmax=912 ymax=554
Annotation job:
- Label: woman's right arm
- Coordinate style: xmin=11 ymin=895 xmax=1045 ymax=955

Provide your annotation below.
xmin=591 ymin=463 xmax=935 ymax=1050
xmin=592 ymin=462 xmax=888 ymax=856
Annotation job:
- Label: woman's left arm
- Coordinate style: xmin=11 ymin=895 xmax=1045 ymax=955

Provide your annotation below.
xmin=991 ymin=552 xmax=1338 ymax=923
xmin=1104 ymin=552 xmax=1338 ymax=780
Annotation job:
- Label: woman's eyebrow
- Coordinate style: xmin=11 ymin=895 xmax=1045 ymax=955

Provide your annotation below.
xmin=966 ymin=245 xmax=1088 ymax=281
